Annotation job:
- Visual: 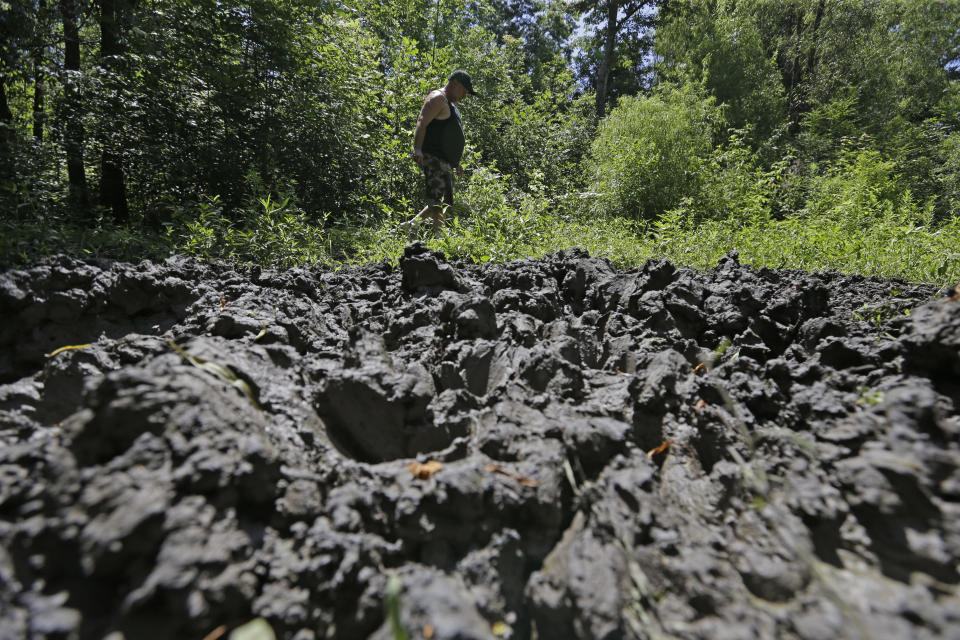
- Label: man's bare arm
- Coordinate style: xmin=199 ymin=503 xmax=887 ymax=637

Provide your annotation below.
xmin=412 ymin=91 xmax=446 ymax=165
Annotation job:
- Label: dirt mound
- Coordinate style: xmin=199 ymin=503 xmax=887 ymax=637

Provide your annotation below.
xmin=1 ymin=244 xmax=958 ymax=640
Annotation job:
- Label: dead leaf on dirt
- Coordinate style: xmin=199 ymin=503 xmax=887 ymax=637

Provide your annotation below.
xmin=646 ymin=441 xmax=673 ymax=458
xmin=615 ymin=367 xmax=630 ymax=376
xmin=484 ymin=463 xmax=538 ymax=487
xmin=694 ymin=399 xmax=707 ymax=411
xmin=423 ymin=623 xmax=435 ymax=639
xmin=407 ymin=460 xmax=443 ymax=480
xmin=46 ymin=343 xmax=91 ymax=357
xmin=693 ymin=362 xmax=706 ymax=373
xmin=220 ymin=298 xmax=227 ymax=309
xmin=201 ymin=625 xmax=228 ymax=640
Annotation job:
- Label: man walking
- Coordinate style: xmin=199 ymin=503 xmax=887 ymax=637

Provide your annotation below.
xmin=407 ymin=70 xmax=477 ymax=233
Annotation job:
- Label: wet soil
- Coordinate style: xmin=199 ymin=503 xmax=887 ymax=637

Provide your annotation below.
xmin=1 ymin=244 xmax=959 ymax=640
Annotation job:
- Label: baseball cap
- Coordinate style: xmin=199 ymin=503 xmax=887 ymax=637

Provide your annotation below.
xmin=449 ymin=70 xmax=478 ymax=96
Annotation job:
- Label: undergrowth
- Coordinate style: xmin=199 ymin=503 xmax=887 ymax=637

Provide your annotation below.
xmin=347 ymin=164 xmax=960 ymax=286
xmin=2 ymin=162 xmax=958 ymax=286
xmin=650 ymin=207 xmax=960 ymax=283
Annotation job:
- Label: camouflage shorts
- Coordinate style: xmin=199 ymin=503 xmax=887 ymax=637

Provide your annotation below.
xmin=421 ymin=153 xmax=454 ymax=207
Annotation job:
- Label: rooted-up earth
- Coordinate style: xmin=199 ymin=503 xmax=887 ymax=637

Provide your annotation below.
xmin=1 ymin=244 xmax=959 ymax=640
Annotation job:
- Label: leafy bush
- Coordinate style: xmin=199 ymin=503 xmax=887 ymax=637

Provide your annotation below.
xmin=648 ymin=144 xmax=960 ymax=285
xmin=936 ymin=132 xmax=960 ymax=218
xmin=664 ymin=129 xmax=788 ymax=227
xmin=802 ymin=148 xmax=930 ymax=229
xmin=585 ymin=82 xmax=722 ymax=221
xmin=346 ymin=162 xmax=649 ymax=267
xmin=655 ymin=0 xmax=787 ymax=140
xmin=168 ymin=191 xmax=328 ymax=268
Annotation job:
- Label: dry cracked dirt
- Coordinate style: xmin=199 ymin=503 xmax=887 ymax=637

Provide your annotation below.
xmin=1 ymin=244 xmax=959 ymax=640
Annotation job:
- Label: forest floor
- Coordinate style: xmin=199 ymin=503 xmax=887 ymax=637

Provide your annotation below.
xmin=1 ymin=245 xmax=959 ymax=639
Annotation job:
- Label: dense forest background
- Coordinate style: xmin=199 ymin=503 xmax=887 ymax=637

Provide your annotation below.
xmin=2 ymin=0 xmax=959 ymax=282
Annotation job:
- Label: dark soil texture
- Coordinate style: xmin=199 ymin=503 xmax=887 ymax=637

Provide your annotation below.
xmin=2 ymin=244 xmax=959 ymax=640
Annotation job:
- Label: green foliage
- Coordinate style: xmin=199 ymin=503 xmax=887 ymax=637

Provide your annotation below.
xmin=168 ymin=187 xmax=328 ymax=268
xmin=438 ymin=26 xmax=595 ymax=199
xmin=856 ymin=388 xmax=885 ymax=406
xmin=438 ymin=166 xmax=559 ymax=262
xmin=0 ymin=214 xmax=167 ymax=269
xmin=649 ymin=184 xmax=960 ymax=286
xmin=585 ymin=82 xmax=721 ymax=221
xmin=119 ymin=0 xmax=387 ymax=216
xmin=801 ymin=148 xmax=929 ymax=229
xmin=798 ymin=89 xmax=863 ymax=160
xmin=936 ymin=132 xmax=960 ymax=217
xmin=348 ymin=163 xmax=649 ymax=267
xmin=666 ymin=129 xmax=786 ymax=227
xmin=851 ymin=302 xmax=910 ymax=329
xmin=385 ymin=575 xmax=409 ymax=640
xmin=656 ymin=0 xmax=787 ymax=140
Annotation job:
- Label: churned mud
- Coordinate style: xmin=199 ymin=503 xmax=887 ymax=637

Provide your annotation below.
xmin=1 ymin=244 xmax=959 ymax=639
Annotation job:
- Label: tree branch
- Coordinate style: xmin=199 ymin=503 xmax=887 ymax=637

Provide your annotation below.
xmin=617 ymin=0 xmax=651 ymax=31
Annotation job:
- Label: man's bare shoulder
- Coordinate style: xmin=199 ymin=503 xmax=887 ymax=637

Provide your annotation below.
xmin=418 ymin=89 xmax=450 ymax=120
xmin=423 ymin=89 xmax=446 ymax=105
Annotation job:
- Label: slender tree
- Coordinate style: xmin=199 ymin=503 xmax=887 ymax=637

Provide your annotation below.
xmin=98 ymin=0 xmax=129 ymax=221
xmin=32 ymin=0 xmax=48 ymax=140
xmin=0 ymin=0 xmax=28 ymax=151
xmin=575 ymin=0 xmax=658 ymax=118
xmin=0 ymin=81 xmax=12 ymax=153
xmin=777 ymin=0 xmax=826 ymax=132
xmin=60 ymin=0 xmax=90 ymax=212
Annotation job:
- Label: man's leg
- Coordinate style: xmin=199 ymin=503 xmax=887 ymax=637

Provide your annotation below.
xmin=407 ymin=154 xmax=452 ymax=233
xmin=416 ymin=203 xmax=444 ymax=229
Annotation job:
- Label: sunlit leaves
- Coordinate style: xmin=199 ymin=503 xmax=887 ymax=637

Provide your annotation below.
xmin=586 ymin=82 xmax=720 ymax=221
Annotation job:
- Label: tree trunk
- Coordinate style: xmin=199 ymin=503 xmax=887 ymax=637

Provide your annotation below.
xmin=32 ymin=0 xmax=47 ymax=140
xmin=0 ymin=79 xmax=11 ymax=125
xmin=805 ymin=0 xmax=826 ymax=89
xmin=98 ymin=0 xmax=129 ymax=222
xmin=783 ymin=0 xmax=826 ymax=133
xmin=0 ymin=79 xmax=13 ymax=154
xmin=60 ymin=0 xmax=90 ymax=213
xmin=595 ymin=0 xmax=618 ymax=119
xmin=32 ymin=66 xmax=45 ymax=140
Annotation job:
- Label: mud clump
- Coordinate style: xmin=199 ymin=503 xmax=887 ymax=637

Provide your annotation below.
xmin=1 ymin=244 xmax=959 ymax=640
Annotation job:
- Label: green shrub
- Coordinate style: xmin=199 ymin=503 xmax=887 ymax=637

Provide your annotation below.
xmin=585 ymin=82 xmax=722 ymax=221
xmin=647 ymin=145 xmax=960 ymax=285
xmin=436 ymin=166 xmax=556 ymax=263
xmin=168 ymin=190 xmax=328 ymax=268
xmin=665 ymin=129 xmax=787 ymax=228
xmin=936 ymin=132 xmax=960 ymax=218
xmin=346 ymin=162 xmax=652 ymax=267
xmin=802 ymin=148 xmax=929 ymax=229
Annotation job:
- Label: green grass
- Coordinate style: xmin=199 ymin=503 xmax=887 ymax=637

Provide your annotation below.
xmin=3 ymin=189 xmax=959 ymax=288
xmin=647 ymin=210 xmax=960 ymax=284
xmin=343 ymin=201 xmax=960 ymax=286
